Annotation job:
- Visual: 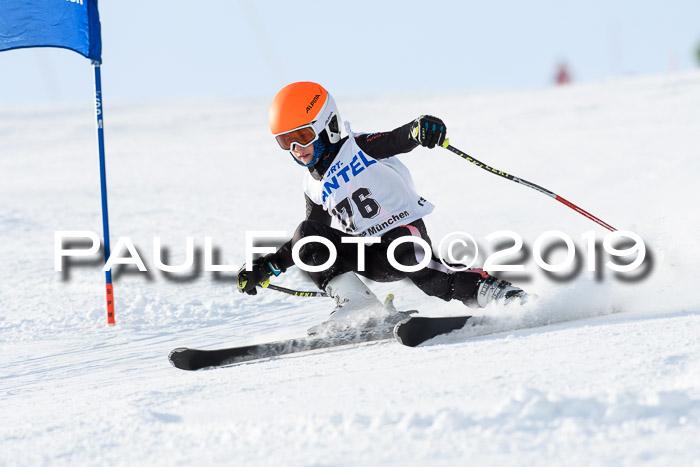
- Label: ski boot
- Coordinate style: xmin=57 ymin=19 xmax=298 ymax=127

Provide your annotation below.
xmin=307 ymin=272 xmax=415 ymax=338
xmin=475 ymin=276 xmax=526 ymax=307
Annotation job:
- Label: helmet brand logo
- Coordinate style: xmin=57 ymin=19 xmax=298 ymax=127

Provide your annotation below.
xmin=306 ymin=94 xmax=321 ymax=113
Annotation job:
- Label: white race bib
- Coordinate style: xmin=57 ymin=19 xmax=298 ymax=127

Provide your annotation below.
xmin=304 ymin=129 xmax=434 ymax=237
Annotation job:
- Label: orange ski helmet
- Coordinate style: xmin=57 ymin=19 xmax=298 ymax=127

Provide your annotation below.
xmin=269 ymin=82 xmax=342 ymax=166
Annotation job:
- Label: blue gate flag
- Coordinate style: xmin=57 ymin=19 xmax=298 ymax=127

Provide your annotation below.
xmin=0 ymin=0 xmax=102 ymax=63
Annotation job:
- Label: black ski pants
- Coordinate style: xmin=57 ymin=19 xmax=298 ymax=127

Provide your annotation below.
xmin=291 ymin=219 xmax=488 ymax=305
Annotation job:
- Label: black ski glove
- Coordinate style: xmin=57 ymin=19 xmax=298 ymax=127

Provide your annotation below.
xmin=237 ymin=254 xmax=285 ymax=295
xmin=410 ymin=115 xmax=447 ymax=149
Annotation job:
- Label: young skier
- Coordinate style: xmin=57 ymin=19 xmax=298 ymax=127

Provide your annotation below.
xmin=237 ymin=81 xmax=524 ymax=324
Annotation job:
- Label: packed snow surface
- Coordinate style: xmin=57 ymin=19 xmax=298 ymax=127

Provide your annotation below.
xmin=2 ymin=71 xmax=700 ymax=466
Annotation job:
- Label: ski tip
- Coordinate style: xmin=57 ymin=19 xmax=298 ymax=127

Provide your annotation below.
xmin=393 ymin=317 xmax=418 ymax=347
xmin=168 ymin=347 xmax=195 ymax=370
xmin=169 ymin=347 xmax=189 ymax=359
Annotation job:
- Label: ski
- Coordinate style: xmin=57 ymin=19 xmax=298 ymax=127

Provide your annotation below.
xmin=393 ymin=315 xmax=473 ymax=347
xmin=170 ymin=325 xmax=399 ymax=371
xmin=170 ymin=311 xmax=473 ymax=369
xmin=169 ymin=330 xmax=392 ymax=371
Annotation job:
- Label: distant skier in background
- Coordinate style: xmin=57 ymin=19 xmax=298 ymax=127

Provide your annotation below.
xmin=237 ymin=82 xmax=525 ymax=327
xmin=555 ymin=63 xmax=572 ymax=85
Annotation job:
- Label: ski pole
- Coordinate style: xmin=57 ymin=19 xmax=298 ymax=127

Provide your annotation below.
xmin=441 ymin=139 xmax=616 ymax=232
xmin=261 ymin=282 xmax=328 ymax=298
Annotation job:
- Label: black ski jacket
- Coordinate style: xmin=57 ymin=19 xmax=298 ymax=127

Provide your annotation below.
xmin=274 ymin=121 xmax=418 ymax=271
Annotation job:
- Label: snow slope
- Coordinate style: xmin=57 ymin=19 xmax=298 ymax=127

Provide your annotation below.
xmin=1 ymin=71 xmax=700 ymax=466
